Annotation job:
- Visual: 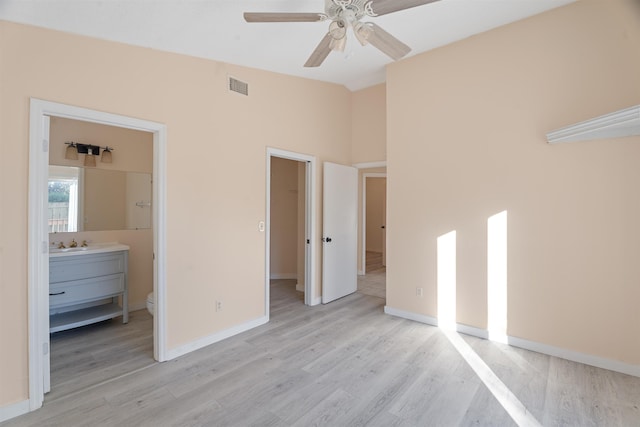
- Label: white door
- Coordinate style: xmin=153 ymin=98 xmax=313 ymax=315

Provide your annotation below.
xmin=322 ymin=162 xmax=358 ymax=303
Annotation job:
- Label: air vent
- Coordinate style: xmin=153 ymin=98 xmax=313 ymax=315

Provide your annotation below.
xmin=229 ymin=77 xmax=248 ymax=96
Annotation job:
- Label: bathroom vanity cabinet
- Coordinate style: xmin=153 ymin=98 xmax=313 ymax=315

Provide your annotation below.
xmin=49 ymin=244 xmax=129 ymax=333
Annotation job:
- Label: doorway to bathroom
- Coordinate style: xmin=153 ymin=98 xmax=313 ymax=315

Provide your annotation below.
xmin=28 ymin=99 xmax=167 ymax=409
xmin=266 ymin=148 xmax=316 ymax=313
xmin=46 ymin=116 xmax=155 ymax=400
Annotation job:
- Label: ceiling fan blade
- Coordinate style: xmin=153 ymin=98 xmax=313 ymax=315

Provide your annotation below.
xmin=367 ymin=23 xmax=411 ymax=60
xmin=244 ymin=12 xmax=325 ymax=23
xmin=304 ymin=33 xmax=333 ymax=67
xmin=368 ymin=0 xmax=440 ymax=16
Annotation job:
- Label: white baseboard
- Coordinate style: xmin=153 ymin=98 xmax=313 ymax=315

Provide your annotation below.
xmin=508 ymin=336 xmax=640 ymax=378
xmin=0 ymin=399 xmax=30 ymax=423
xmin=384 ymin=305 xmax=438 ymax=326
xmin=270 ymin=273 xmax=297 ymax=280
xmin=165 ymin=315 xmax=268 ymax=361
xmin=384 ymin=305 xmax=639 ymax=378
xmin=296 ymin=283 xmax=304 ymax=292
xmin=357 ymin=269 xmax=364 ymax=276
xmin=456 ymin=323 xmax=489 ymax=340
xmin=310 ymin=296 xmax=322 ymax=306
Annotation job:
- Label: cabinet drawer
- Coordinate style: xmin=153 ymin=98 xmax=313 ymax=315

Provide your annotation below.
xmin=49 ymin=273 xmax=124 ymax=308
xmin=50 ymin=252 xmax=125 ymax=283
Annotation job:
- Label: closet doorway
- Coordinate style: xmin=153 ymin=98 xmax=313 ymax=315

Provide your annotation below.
xmin=266 ymin=148 xmax=316 ymax=312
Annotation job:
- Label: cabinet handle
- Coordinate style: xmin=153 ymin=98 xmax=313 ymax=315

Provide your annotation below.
xmin=49 ymin=291 xmax=66 ymax=296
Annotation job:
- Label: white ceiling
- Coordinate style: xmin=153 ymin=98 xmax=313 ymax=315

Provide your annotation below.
xmin=0 ymin=0 xmax=575 ymax=91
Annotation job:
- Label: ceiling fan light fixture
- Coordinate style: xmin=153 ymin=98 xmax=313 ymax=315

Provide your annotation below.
xmin=329 ymin=20 xmax=346 ymax=39
xmin=244 ymin=0 xmax=437 ymax=67
xmin=329 ymin=35 xmax=347 ymax=52
xmin=354 ymin=22 xmax=373 ymax=46
xmin=328 ymin=19 xmax=347 ymax=52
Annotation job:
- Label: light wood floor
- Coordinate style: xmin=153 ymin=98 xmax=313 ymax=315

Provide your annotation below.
xmin=47 ymin=309 xmax=154 ymax=401
xmin=4 ymin=281 xmax=639 ymax=426
xmin=358 ymin=251 xmax=386 ymax=299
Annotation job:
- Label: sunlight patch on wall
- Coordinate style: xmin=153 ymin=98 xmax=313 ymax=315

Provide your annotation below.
xmin=437 ymin=230 xmax=457 ymax=330
xmin=488 ymin=210 xmax=508 ymax=343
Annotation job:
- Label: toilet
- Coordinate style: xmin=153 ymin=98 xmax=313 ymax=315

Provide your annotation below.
xmin=146 ymin=292 xmax=154 ymax=316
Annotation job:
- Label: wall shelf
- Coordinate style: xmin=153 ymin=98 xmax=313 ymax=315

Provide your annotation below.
xmin=546 ymin=105 xmax=640 ymax=144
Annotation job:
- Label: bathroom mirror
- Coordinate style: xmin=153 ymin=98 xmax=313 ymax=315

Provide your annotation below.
xmin=48 ymin=165 xmax=152 ymax=232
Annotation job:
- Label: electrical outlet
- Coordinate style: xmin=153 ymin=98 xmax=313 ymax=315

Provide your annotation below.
xmin=416 ymin=287 xmax=423 ymax=297
xmin=216 ymin=300 xmax=223 ymax=312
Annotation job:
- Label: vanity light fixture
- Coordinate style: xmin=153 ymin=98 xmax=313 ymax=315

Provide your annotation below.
xmin=64 ymin=142 xmax=79 ymax=160
xmin=84 ymin=153 xmax=97 ymax=167
xmin=101 ymin=146 xmax=113 ymax=163
xmin=64 ymin=142 xmax=114 ymax=166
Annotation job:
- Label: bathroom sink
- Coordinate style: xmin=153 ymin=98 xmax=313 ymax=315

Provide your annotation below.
xmin=49 ymin=242 xmax=130 ymax=257
xmin=50 ymin=247 xmax=88 ymax=253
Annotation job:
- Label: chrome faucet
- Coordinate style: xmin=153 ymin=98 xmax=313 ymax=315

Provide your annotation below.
xmin=57 ymin=241 xmax=66 ymax=249
xmin=81 ymin=240 xmax=88 ymax=247
xmin=69 ymin=239 xmax=78 ymax=248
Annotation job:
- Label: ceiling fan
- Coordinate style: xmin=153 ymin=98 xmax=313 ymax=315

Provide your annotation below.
xmin=244 ymin=0 xmax=440 ymax=67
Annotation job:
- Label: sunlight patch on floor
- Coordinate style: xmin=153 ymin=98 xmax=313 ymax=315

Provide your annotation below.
xmin=443 ymin=330 xmax=542 ymax=427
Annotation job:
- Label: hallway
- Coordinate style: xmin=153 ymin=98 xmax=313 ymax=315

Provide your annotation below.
xmin=357 ymin=251 xmax=386 ymax=299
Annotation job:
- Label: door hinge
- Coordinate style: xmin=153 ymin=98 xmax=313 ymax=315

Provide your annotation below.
xmin=306 ymin=239 xmax=310 ymax=244
xmin=42 ymin=139 xmax=49 ymax=152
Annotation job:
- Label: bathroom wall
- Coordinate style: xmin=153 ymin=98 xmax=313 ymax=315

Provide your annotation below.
xmin=49 ymin=116 xmax=152 ymax=173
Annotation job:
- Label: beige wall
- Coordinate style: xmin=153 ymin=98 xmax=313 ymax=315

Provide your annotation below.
xmin=352 ymin=83 xmax=387 ymax=273
xmin=270 ymin=156 xmax=299 ymax=277
xmin=0 ymin=20 xmax=351 ymax=407
xmin=352 ymin=84 xmax=386 ymax=163
xmin=386 ymin=0 xmax=640 ymax=365
xmin=366 ymin=178 xmax=386 ymax=253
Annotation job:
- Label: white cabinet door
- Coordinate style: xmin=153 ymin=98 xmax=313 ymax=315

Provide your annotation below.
xmin=322 ymin=162 xmax=358 ymax=303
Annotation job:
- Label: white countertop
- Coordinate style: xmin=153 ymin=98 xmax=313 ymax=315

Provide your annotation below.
xmin=49 ymin=242 xmax=130 ymax=258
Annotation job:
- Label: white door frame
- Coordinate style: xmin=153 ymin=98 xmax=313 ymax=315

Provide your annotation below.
xmin=266 ymin=148 xmax=317 ymax=310
xmin=28 ymin=98 xmax=168 ymax=411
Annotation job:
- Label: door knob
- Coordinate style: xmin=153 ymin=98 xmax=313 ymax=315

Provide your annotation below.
xmin=323 ymin=237 xmax=332 ymax=242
